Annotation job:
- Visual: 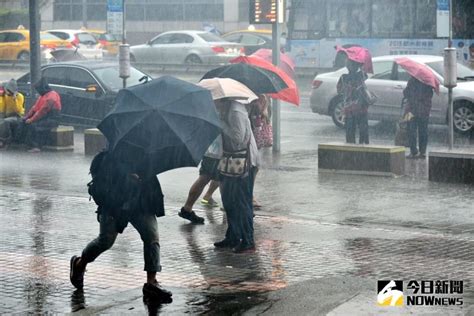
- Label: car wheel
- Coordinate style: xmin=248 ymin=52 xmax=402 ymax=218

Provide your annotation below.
xmin=17 ymin=51 xmax=30 ymax=62
xmin=330 ymin=98 xmax=345 ymax=128
xmin=185 ymin=54 xmax=202 ymax=64
xmin=453 ymin=102 xmax=474 ymax=134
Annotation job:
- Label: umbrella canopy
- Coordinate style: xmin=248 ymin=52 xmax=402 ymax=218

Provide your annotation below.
xmin=201 ymin=63 xmax=288 ymax=94
xmin=251 ymin=48 xmax=296 ymax=78
xmin=198 ymin=77 xmax=258 ymax=103
xmin=336 ymin=45 xmax=374 ymax=74
xmin=230 ymin=56 xmax=300 ymax=106
xmin=395 ymin=57 xmax=440 ymax=94
xmin=98 ymin=76 xmax=221 ymax=175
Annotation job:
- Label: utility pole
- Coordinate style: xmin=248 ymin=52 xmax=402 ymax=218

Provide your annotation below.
xmin=29 ymin=0 xmax=41 ymax=99
xmin=272 ymin=21 xmax=281 ymax=152
xmin=444 ymin=0 xmax=456 ymax=150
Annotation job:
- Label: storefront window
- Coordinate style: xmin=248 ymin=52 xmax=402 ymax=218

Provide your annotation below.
xmin=372 ymin=0 xmax=414 ymax=38
xmin=290 ymin=0 xmax=326 ymax=40
xmin=327 ymin=0 xmax=370 ymax=37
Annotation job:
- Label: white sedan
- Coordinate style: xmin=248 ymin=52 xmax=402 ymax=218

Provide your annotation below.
xmin=310 ymin=55 xmax=474 ymax=134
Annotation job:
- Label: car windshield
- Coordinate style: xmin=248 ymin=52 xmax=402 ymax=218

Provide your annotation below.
xmin=94 ymin=66 xmax=151 ymax=91
xmin=426 ymin=61 xmax=474 ymax=80
xmin=100 ymin=33 xmax=118 ymax=41
xmin=198 ymin=32 xmax=226 ymax=42
xmin=40 ymin=33 xmax=62 ymax=40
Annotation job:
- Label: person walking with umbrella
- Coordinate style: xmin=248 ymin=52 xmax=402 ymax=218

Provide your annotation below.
xmin=395 ymin=57 xmax=440 ymax=159
xmin=336 ymin=46 xmax=374 ymax=144
xmin=70 ymin=76 xmax=222 ymax=303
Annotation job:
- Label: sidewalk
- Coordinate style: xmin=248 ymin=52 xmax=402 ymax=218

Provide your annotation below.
xmin=0 ymin=123 xmax=473 ymax=314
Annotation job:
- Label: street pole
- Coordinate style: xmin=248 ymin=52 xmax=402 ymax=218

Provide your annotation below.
xmin=119 ymin=0 xmax=129 ymax=89
xmin=447 ymin=0 xmax=454 ymax=149
xmin=82 ymin=0 xmax=87 ymax=28
xmin=122 ymin=0 xmax=127 ymax=89
xmin=272 ymin=19 xmax=281 ymax=152
xmin=29 ymin=0 xmax=41 ymax=99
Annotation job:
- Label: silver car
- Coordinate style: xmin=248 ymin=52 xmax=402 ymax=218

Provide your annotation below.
xmin=130 ymin=30 xmax=243 ymax=65
xmin=310 ymin=55 xmax=474 ymax=134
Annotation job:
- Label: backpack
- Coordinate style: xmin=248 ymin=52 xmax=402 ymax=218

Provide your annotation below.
xmin=87 ymin=150 xmax=131 ymax=210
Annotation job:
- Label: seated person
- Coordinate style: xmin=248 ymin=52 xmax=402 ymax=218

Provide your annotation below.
xmin=0 ymin=79 xmax=25 ymax=148
xmin=22 ymin=78 xmax=61 ymax=153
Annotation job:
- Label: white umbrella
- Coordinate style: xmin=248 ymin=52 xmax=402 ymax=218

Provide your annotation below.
xmin=198 ymin=78 xmax=258 ymax=104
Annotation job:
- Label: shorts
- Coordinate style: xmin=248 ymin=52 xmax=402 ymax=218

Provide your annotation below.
xmin=199 ymin=156 xmax=220 ymax=181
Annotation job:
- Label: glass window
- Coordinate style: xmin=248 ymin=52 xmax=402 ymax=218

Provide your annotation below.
xmin=427 ymin=61 xmax=474 ymax=79
xmin=372 ymin=0 xmax=414 ymax=37
xmin=327 ymin=0 xmax=370 ymax=38
xmin=170 ymin=34 xmax=194 ymax=44
xmin=415 ymin=0 xmax=436 ymax=37
xmin=40 ymin=33 xmax=62 ymax=41
xmin=146 ymin=4 xmax=184 ymax=20
xmin=6 ymin=32 xmax=25 ymax=42
xmin=68 ymin=68 xmax=97 ymax=89
xmin=94 ymin=66 xmax=150 ymax=91
xmin=198 ymin=32 xmax=225 ymax=42
xmin=48 ymin=31 xmax=69 ymax=40
xmin=43 ymin=67 xmax=69 ymax=86
xmin=87 ymin=4 xmax=106 ymax=21
xmin=0 ymin=33 xmax=8 ymax=43
xmin=77 ymin=33 xmax=98 ymax=45
xmin=151 ymin=34 xmax=174 ymax=45
xmin=184 ymin=4 xmax=223 ymax=21
xmin=223 ymin=33 xmax=242 ymax=43
xmin=126 ymin=4 xmax=145 ymax=21
xmin=371 ymin=61 xmax=394 ymax=79
xmin=290 ymin=0 xmax=326 ymax=39
xmin=240 ymin=34 xmax=265 ymax=45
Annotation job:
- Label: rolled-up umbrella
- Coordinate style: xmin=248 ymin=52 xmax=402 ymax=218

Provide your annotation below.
xmin=98 ymin=76 xmax=221 ymax=175
xmin=201 ymin=63 xmax=288 ymax=95
xmin=251 ymin=48 xmax=296 ymax=78
xmin=230 ymin=55 xmax=300 ymax=106
xmin=336 ymin=45 xmax=373 ymax=74
xmin=198 ymin=77 xmax=258 ymax=103
xmin=395 ymin=57 xmax=440 ymax=94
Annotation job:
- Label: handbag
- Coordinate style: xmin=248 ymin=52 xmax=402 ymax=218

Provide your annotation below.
xmin=218 ymin=146 xmax=250 ymax=178
xmin=253 ymin=116 xmax=273 ymax=149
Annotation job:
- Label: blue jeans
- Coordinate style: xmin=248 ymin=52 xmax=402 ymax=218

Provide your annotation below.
xmin=81 ymin=212 xmax=161 ymax=272
xmin=219 ymin=167 xmax=256 ymax=245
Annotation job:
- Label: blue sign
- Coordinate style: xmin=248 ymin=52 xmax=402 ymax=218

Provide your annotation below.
xmin=107 ymin=0 xmax=123 ymax=12
xmin=437 ymin=0 xmax=449 ymax=11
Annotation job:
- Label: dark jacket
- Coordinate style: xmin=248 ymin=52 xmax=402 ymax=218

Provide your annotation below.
xmin=337 ymin=71 xmax=369 ymax=116
xmin=403 ymin=77 xmax=434 ymax=118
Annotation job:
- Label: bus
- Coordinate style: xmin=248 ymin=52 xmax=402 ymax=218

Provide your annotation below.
xmin=286 ymin=0 xmax=474 ymax=69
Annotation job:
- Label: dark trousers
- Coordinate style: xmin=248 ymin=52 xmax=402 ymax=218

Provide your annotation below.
xmin=345 ymin=113 xmax=369 ymax=144
xmin=23 ymin=119 xmax=58 ymax=148
xmin=81 ymin=212 xmax=161 ymax=272
xmin=219 ymin=167 xmax=256 ymax=246
xmin=408 ymin=116 xmax=429 ymax=155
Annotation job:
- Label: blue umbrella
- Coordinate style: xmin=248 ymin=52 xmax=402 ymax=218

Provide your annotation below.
xmin=98 ymin=76 xmax=221 ymax=175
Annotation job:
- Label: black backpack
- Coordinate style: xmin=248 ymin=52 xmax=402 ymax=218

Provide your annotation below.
xmin=87 ymin=150 xmax=130 ymax=210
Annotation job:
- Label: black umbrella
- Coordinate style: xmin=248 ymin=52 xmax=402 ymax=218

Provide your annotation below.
xmin=201 ymin=63 xmax=288 ymax=94
xmin=98 ymin=76 xmax=221 ymax=175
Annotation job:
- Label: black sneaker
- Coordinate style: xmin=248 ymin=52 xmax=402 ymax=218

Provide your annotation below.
xmin=214 ymin=239 xmax=238 ymax=248
xmin=178 ymin=208 xmax=204 ymax=224
xmin=417 ymin=153 xmax=426 ymax=159
xmin=406 ymin=153 xmax=418 ymax=159
xmin=70 ymin=255 xmax=85 ymax=289
xmin=232 ymin=242 xmax=256 ymax=254
xmin=143 ymin=283 xmax=173 ymax=303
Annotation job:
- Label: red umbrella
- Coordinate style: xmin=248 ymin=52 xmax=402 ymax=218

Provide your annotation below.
xmin=395 ymin=57 xmax=440 ymax=94
xmin=336 ymin=45 xmax=374 ymax=74
xmin=251 ymin=49 xmax=296 ymax=79
xmin=230 ymin=55 xmax=300 ymax=106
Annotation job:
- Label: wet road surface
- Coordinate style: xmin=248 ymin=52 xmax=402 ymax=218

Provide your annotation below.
xmin=0 ymin=71 xmax=473 ymax=314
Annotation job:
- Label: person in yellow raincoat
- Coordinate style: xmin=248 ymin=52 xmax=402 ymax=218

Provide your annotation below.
xmin=0 ymin=79 xmax=25 ymax=147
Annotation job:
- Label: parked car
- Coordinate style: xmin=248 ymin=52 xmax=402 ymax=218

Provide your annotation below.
xmin=130 ymin=30 xmax=243 ymax=64
xmin=221 ymin=29 xmax=286 ymax=55
xmin=0 ymin=29 xmax=72 ymax=61
xmin=16 ymin=61 xmax=152 ymax=127
xmin=310 ymin=55 xmax=474 ymax=134
xmin=46 ymin=29 xmax=103 ymax=60
xmin=88 ymin=29 xmax=120 ymax=57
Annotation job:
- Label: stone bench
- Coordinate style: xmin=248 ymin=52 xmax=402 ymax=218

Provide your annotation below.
xmin=84 ymin=128 xmax=107 ymax=156
xmin=43 ymin=125 xmax=74 ymax=151
xmin=318 ymin=142 xmax=406 ymax=177
xmin=429 ymin=150 xmax=474 ymax=184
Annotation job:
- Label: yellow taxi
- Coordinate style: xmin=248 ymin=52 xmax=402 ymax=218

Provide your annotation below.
xmin=0 ymin=28 xmax=72 ymax=61
xmin=87 ymin=29 xmax=120 ymax=56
